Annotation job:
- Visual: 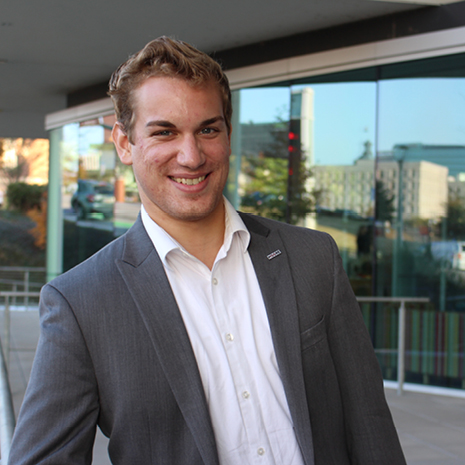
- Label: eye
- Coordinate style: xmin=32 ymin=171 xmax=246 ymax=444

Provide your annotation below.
xmin=154 ymin=130 xmax=173 ymax=136
xmin=199 ymin=127 xmax=218 ymax=135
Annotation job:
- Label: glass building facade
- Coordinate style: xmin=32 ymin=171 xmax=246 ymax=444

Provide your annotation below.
xmin=46 ymin=38 xmax=465 ymax=391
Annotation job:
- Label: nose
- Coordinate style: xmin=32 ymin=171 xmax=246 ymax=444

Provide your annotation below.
xmin=177 ymin=135 xmax=205 ymax=170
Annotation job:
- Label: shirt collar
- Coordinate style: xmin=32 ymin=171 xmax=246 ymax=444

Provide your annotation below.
xmin=140 ymin=197 xmax=250 ymax=266
xmin=140 ymin=205 xmax=180 ymax=267
xmin=223 ymin=197 xmax=250 ymax=254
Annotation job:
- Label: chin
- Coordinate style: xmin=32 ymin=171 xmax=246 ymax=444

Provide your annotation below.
xmin=175 ymin=201 xmax=223 ymax=223
xmin=175 ymin=209 xmax=216 ymax=222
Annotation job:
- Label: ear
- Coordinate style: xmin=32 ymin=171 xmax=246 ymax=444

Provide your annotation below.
xmin=112 ymin=123 xmax=133 ymax=166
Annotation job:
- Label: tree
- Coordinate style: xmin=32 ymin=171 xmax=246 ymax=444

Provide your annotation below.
xmin=0 ymin=138 xmax=49 ymax=185
xmin=375 ymin=180 xmax=395 ymax=223
xmin=241 ymin=121 xmax=318 ymax=224
xmin=439 ymin=190 xmax=465 ymax=240
xmin=6 ymin=182 xmax=47 ymax=212
xmin=241 ymin=155 xmax=289 ymax=221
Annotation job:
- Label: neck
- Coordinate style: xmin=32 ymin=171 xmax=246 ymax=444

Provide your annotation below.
xmin=147 ymin=202 xmax=226 ymax=270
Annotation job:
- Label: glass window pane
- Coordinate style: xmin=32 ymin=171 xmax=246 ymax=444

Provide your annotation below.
xmin=58 ymin=115 xmax=138 ymax=272
xmin=293 ymin=81 xmax=377 ymax=295
xmin=236 ymin=87 xmax=292 ymax=223
xmin=235 ymin=81 xmax=377 ymax=293
xmin=378 ymin=78 xmax=465 ymax=310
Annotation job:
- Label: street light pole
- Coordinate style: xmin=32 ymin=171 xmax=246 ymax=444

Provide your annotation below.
xmin=392 ymin=146 xmax=407 ymax=297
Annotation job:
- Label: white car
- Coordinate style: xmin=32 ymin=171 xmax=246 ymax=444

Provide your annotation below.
xmin=452 ymin=242 xmax=465 ymax=271
xmin=431 ymin=241 xmax=465 ymax=271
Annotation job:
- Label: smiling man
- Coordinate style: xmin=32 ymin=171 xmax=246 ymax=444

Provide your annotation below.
xmin=9 ymin=37 xmax=406 ymax=465
xmin=112 ymin=76 xmax=231 ymax=268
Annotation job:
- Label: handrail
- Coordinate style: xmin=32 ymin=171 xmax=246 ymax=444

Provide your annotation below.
xmin=0 ymin=267 xmax=46 ymax=272
xmin=0 ymin=338 xmax=15 ymax=464
xmin=0 ymin=292 xmax=42 ymax=297
xmin=0 ymin=267 xmax=45 ymax=310
xmin=0 ymin=291 xmax=41 ymax=462
xmin=357 ymin=297 xmax=430 ymax=303
xmin=356 ymin=297 xmax=430 ymax=395
xmin=0 ymin=292 xmax=41 ymax=368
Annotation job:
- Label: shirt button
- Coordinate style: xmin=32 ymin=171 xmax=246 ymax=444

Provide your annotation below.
xmin=212 ymin=278 xmax=218 ymax=285
xmin=257 ymin=448 xmax=265 ymax=456
xmin=242 ymin=391 xmax=250 ymax=399
xmin=225 ymin=333 xmax=234 ymax=342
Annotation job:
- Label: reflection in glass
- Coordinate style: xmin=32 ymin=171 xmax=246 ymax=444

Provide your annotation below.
xmin=236 ymin=72 xmax=465 ymax=389
xmin=238 ymin=87 xmax=319 ymax=226
xmin=71 ymin=179 xmax=115 ymax=220
xmin=378 ymin=79 xmax=465 ymax=312
xmin=58 ymin=115 xmax=140 ymax=272
xmin=238 ymin=87 xmax=292 ymax=222
xmin=303 ymin=82 xmax=377 ymax=295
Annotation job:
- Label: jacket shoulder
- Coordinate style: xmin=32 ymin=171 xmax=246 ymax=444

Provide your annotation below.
xmin=49 ymin=216 xmax=152 ymax=294
xmin=239 ymin=211 xmax=335 ymax=244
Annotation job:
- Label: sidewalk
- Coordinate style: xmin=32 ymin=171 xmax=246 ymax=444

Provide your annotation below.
xmin=386 ymin=387 xmax=465 ymax=464
xmin=4 ymin=309 xmax=465 ymax=464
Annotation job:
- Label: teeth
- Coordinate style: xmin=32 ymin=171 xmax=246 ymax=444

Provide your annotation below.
xmin=172 ymin=176 xmax=206 ymax=186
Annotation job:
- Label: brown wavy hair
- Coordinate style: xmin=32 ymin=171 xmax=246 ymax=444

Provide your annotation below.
xmin=108 ymin=36 xmax=232 ymax=143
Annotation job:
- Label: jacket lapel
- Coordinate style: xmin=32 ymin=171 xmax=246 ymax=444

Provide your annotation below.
xmin=115 ymin=217 xmax=219 ymax=465
xmin=240 ymin=213 xmax=315 ymax=465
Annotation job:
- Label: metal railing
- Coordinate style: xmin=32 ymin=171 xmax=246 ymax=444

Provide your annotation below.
xmin=0 ymin=336 xmax=15 ymax=464
xmin=0 ymin=267 xmax=45 ymax=310
xmin=357 ymin=296 xmax=430 ymax=396
xmin=0 ymin=291 xmax=41 ymax=463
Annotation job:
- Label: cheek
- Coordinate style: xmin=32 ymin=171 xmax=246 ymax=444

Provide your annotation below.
xmin=209 ymin=141 xmax=231 ymax=163
xmin=133 ymin=147 xmax=158 ymax=170
xmin=220 ymin=148 xmax=232 ymax=166
xmin=139 ymin=143 xmax=173 ymax=167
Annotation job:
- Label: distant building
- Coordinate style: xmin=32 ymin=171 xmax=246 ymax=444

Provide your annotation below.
xmin=240 ymin=122 xmax=284 ymax=158
xmin=291 ymin=88 xmax=314 ymax=166
xmin=314 ymin=155 xmax=448 ymax=220
xmin=385 ymin=144 xmax=465 ymax=179
xmin=448 ymin=173 xmax=465 ymax=200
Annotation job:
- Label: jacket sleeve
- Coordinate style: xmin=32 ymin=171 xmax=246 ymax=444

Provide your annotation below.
xmin=326 ymin=235 xmax=406 ymax=464
xmin=8 ymin=284 xmax=99 ymax=465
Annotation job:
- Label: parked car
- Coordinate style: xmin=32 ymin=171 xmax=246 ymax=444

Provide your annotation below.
xmin=431 ymin=240 xmax=465 ymax=271
xmin=71 ymin=180 xmax=114 ymax=220
xmin=452 ymin=241 xmax=465 ymax=271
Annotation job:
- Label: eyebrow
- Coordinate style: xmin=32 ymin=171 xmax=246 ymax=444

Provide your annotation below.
xmin=200 ymin=116 xmax=225 ymax=127
xmin=144 ymin=115 xmax=225 ymax=129
xmin=145 ymin=120 xmax=176 ymax=129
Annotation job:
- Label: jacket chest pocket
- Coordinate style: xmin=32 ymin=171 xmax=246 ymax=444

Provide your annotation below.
xmin=300 ymin=315 xmax=327 ymax=352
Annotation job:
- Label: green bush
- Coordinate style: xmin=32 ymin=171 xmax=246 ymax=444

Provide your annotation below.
xmin=6 ymin=182 xmax=47 ymax=212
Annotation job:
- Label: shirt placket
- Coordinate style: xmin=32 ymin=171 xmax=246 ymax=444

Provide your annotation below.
xmin=210 ymin=258 xmax=275 ymax=465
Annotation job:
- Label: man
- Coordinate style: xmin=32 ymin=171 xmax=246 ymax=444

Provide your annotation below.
xmin=9 ymin=37 xmax=406 ymax=464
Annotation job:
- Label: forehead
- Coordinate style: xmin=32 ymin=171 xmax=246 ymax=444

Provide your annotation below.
xmin=132 ymin=76 xmax=223 ymax=115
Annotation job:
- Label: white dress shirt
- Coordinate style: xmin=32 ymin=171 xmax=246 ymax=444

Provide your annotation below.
xmin=141 ymin=199 xmax=305 ymax=465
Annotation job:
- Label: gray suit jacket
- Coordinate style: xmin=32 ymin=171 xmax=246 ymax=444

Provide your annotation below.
xmin=9 ymin=213 xmax=406 ymax=465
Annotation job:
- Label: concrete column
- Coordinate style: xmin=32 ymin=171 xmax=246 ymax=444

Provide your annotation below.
xmin=46 ymin=128 xmax=63 ymax=282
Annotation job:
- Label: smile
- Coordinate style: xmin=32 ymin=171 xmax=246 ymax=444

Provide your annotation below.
xmin=171 ymin=175 xmax=206 ymax=186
